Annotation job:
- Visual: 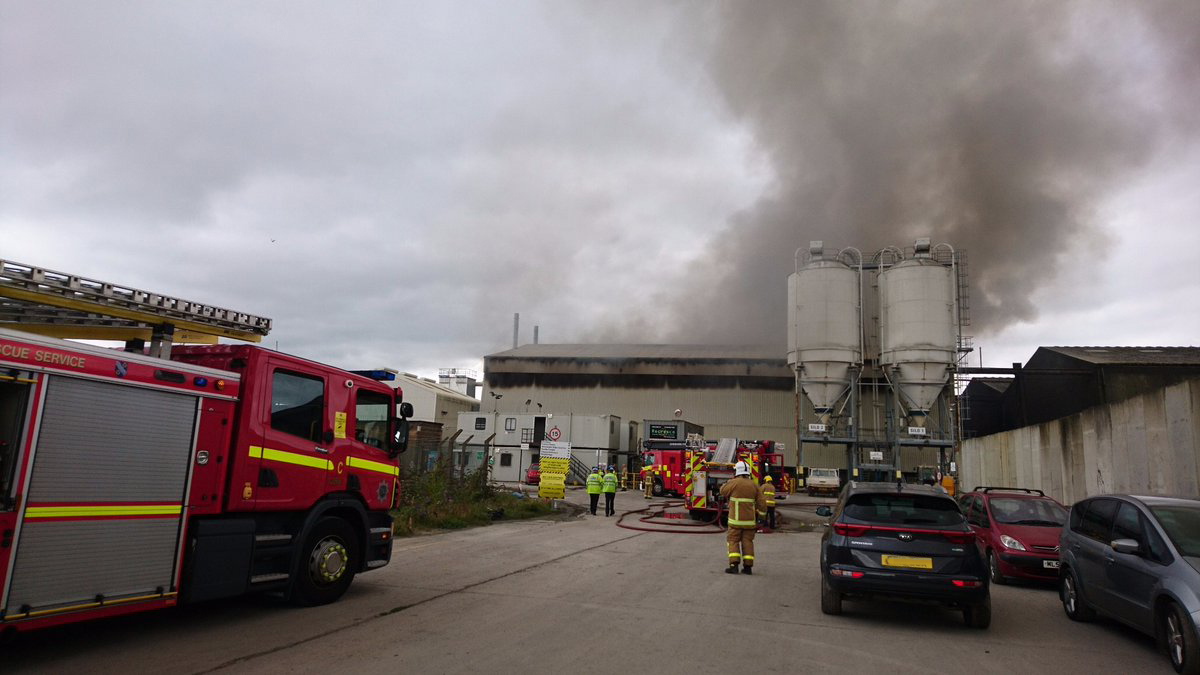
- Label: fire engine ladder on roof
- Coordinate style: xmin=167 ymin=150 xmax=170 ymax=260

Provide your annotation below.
xmin=0 ymin=258 xmax=272 ymax=357
xmin=711 ymin=438 xmax=738 ymax=466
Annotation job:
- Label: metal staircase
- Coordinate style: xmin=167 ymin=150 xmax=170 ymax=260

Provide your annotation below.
xmin=567 ymin=455 xmax=590 ymax=486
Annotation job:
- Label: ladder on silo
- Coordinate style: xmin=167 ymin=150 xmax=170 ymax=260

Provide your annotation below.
xmin=0 ymin=258 xmax=272 ymax=356
xmin=955 ymin=249 xmax=971 ymax=329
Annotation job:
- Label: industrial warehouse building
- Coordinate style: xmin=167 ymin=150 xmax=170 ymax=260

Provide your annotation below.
xmin=480 ymin=344 xmax=799 ymax=464
xmin=383 ymin=372 xmax=480 ymax=471
xmin=961 ymin=347 xmax=1200 ymax=437
xmin=385 ymin=372 xmax=480 ymax=434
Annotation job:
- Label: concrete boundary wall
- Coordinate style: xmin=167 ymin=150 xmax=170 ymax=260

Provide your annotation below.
xmin=961 ymin=378 xmax=1200 ymax=504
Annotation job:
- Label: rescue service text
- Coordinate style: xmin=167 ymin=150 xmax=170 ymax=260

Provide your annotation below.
xmin=0 ymin=343 xmax=86 ymax=368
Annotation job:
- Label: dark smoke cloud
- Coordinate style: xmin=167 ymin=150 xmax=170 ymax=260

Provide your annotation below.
xmin=652 ymin=1 xmax=1199 ymax=346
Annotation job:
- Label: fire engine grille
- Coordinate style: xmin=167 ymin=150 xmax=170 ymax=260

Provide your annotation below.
xmin=4 ymin=375 xmax=197 ymax=616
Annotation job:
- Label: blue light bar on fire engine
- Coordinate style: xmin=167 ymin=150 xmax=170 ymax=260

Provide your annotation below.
xmin=350 ymin=369 xmax=397 ymax=381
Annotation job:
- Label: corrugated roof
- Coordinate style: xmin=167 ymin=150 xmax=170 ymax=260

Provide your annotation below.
xmin=1039 ymin=346 xmax=1200 ymax=366
xmin=966 ymin=378 xmax=1012 ymax=393
xmin=486 ymin=343 xmax=785 ymax=361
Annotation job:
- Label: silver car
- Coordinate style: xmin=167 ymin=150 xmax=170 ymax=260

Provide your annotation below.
xmin=1060 ymin=495 xmax=1200 ymax=674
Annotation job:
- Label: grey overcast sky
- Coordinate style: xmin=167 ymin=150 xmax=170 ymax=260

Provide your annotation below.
xmin=2 ymin=1 xmax=1198 ymax=381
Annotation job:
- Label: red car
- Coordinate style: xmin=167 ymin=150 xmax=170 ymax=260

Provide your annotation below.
xmin=959 ymin=487 xmax=1068 ymax=584
xmin=524 ymin=463 xmax=540 ymax=485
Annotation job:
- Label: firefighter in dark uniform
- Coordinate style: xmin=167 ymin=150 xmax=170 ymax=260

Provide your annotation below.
xmin=719 ymin=461 xmax=768 ymax=574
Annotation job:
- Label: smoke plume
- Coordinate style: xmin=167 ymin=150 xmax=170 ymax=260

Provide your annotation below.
xmin=653 ymin=1 xmax=1199 ymax=346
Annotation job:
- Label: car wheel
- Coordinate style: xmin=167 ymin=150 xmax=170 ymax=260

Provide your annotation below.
xmin=963 ymin=595 xmax=991 ymax=629
xmin=820 ymin=573 xmax=842 ymax=616
xmin=988 ymin=551 xmax=1007 ymax=585
xmin=1162 ymin=601 xmax=1200 ymax=675
xmin=292 ymin=517 xmax=359 ymax=606
xmin=652 ymin=480 xmax=664 ymax=497
xmin=1060 ymin=570 xmax=1095 ymax=622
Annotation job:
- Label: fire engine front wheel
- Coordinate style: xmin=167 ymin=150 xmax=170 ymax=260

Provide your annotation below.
xmin=293 ymin=517 xmax=359 ymax=606
xmin=652 ymin=480 xmax=664 ymax=497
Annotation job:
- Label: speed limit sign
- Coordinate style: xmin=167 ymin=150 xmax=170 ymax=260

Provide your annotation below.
xmin=548 ymin=426 xmax=561 ymax=441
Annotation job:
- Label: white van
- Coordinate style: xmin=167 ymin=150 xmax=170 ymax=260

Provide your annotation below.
xmin=806 ymin=468 xmax=841 ymax=496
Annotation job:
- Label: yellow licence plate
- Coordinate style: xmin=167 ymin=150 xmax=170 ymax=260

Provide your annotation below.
xmin=881 ymin=555 xmax=933 ymax=570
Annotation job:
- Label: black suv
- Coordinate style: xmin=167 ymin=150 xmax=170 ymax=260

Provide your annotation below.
xmin=817 ymin=482 xmax=991 ymax=628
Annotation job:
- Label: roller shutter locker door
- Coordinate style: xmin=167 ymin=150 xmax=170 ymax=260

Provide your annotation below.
xmin=4 ymin=376 xmax=196 ymax=616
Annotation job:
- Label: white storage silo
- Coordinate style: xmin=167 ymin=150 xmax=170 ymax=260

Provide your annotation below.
xmin=878 ymin=239 xmax=957 ymax=427
xmin=788 ymin=241 xmax=861 ymax=425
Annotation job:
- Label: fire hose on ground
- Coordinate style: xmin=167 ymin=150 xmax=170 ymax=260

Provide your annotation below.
xmin=615 ymin=499 xmax=727 ymax=534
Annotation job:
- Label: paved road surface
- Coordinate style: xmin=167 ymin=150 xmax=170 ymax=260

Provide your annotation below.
xmin=4 ymin=491 xmax=1164 ymax=674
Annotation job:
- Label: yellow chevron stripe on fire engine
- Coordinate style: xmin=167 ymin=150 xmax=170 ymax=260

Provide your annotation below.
xmin=25 ymin=504 xmax=182 ymax=519
xmin=249 ymin=446 xmax=335 ymax=471
xmin=346 ymin=455 xmax=400 ymax=476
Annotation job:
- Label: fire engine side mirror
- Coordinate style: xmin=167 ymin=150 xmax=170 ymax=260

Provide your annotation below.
xmin=390 ymin=402 xmax=413 ymax=457
xmin=390 ymin=417 xmax=410 ymax=457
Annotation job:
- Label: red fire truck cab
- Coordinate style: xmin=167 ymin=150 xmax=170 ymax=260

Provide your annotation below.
xmin=640 ymin=419 xmax=703 ymax=497
xmin=0 ymin=329 xmax=411 ymax=634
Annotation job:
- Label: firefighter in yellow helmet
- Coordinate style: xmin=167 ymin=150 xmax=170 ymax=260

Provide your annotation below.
xmin=719 ymin=460 xmax=767 ymax=574
xmin=762 ymin=475 xmax=777 ymax=530
xmin=642 ymin=460 xmax=657 ymax=499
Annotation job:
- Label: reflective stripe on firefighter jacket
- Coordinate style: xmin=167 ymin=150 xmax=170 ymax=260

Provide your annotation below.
xmin=586 ymin=473 xmax=603 ymax=494
xmin=602 ymin=472 xmax=618 ymax=493
xmin=763 ymin=485 xmax=776 ymax=507
xmin=719 ymin=476 xmax=766 ymax=529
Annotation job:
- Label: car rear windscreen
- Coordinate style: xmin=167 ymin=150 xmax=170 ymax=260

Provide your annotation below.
xmin=844 ymin=494 xmax=965 ymax=526
xmin=989 ymin=497 xmax=1067 ymax=526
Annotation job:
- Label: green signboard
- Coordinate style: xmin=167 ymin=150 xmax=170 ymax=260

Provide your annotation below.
xmin=648 ymin=423 xmax=678 ymax=440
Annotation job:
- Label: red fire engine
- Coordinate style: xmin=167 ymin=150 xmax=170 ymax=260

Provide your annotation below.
xmin=640 ymin=419 xmax=788 ymax=503
xmin=0 ymin=265 xmax=411 ymax=633
xmin=681 ymin=438 xmax=788 ymax=517
xmin=640 ymin=419 xmax=703 ymax=497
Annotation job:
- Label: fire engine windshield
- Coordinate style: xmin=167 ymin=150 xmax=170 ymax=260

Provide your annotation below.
xmin=355 ymin=389 xmax=391 ymax=449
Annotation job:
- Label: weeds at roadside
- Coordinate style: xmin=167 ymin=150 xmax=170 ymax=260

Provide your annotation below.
xmin=391 ymin=456 xmax=553 ymax=536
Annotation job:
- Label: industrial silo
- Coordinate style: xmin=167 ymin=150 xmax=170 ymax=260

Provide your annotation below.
xmin=878 ymin=239 xmax=957 ymax=429
xmin=788 ymin=241 xmax=862 ymax=427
